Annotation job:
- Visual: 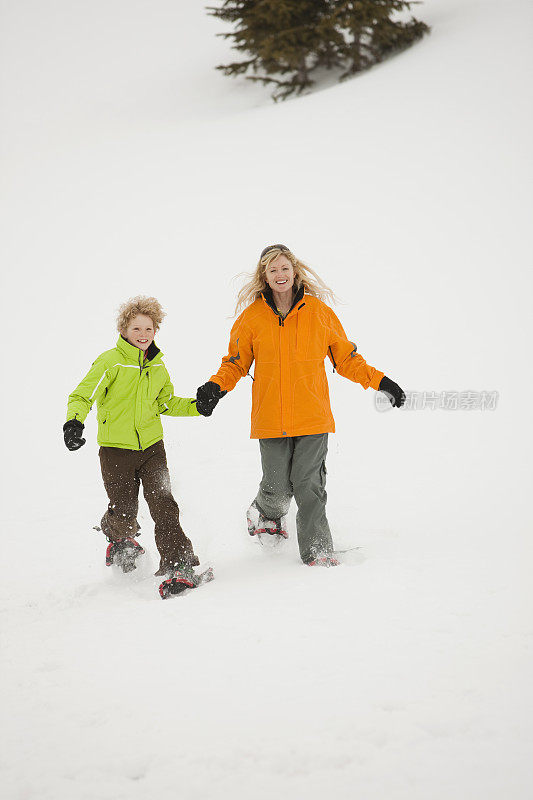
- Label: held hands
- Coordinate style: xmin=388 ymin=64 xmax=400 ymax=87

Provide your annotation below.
xmin=63 ymin=419 xmax=86 ymax=450
xmin=378 ymin=376 xmax=406 ymax=408
xmin=196 ymin=381 xmax=226 ymax=417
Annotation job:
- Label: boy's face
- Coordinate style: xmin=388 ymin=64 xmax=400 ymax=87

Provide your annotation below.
xmin=123 ymin=314 xmax=156 ymax=352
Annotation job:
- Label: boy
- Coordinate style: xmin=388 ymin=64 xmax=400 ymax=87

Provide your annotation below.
xmin=64 ymin=296 xmax=210 ymax=597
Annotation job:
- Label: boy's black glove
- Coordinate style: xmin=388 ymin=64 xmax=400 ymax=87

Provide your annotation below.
xmin=378 ymin=376 xmax=406 ymax=408
xmin=63 ymin=419 xmax=86 ymax=450
xmin=196 ymin=381 xmax=226 ymax=417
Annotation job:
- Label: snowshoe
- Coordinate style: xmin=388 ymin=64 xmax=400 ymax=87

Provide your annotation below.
xmin=106 ymin=537 xmax=145 ymax=573
xmin=306 ymin=555 xmax=340 ymax=567
xmin=159 ymin=566 xmax=214 ymax=600
xmin=246 ymin=503 xmax=288 ymax=547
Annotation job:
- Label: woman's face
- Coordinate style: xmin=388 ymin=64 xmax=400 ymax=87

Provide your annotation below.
xmin=265 ymin=254 xmax=295 ymax=295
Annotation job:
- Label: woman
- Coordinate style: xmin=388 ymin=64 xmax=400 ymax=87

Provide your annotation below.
xmin=196 ymin=244 xmax=405 ymax=566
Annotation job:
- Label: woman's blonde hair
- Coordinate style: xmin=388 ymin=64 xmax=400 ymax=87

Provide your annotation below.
xmin=117 ymin=295 xmax=166 ymax=333
xmin=234 ymin=246 xmax=337 ymax=315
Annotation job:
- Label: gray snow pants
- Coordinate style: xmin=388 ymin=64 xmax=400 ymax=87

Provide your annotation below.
xmin=254 ymin=433 xmax=333 ymax=564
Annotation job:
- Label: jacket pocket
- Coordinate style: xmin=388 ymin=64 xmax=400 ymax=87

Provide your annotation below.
xmin=292 ymin=373 xmax=327 ymax=427
xmin=251 ymin=376 xmax=272 ymax=422
xmin=97 ymin=407 xmax=110 ymax=442
xmin=253 ymin=327 xmax=277 ymax=364
xmin=296 ymin=312 xmax=310 ymax=360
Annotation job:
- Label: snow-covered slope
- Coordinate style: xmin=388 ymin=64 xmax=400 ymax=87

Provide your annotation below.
xmin=1 ymin=1 xmax=532 ymax=798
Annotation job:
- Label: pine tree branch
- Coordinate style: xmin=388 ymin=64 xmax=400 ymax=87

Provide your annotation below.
xmin=207 ymin=0 xmax=430 ymax=101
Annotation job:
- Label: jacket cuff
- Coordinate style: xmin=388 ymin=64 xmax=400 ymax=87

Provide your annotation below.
xmin=370 ymin=370 xmax=385 ymax=391
xmin=64 ymin=418 xmax=84 ymax=430
xmin=209 ymin=375 xmax=229 ymax=393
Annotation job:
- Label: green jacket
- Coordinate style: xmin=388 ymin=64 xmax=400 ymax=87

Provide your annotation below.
xmin=66 ymin=337 xmax=200 ymax=450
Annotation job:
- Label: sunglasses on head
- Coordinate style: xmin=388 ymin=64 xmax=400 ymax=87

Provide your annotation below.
xmin=260 ymin=244 xmax=290 ymax=259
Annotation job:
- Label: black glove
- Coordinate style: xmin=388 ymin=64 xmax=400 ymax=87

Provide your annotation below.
xmin=63 ymin=419 xmax=86 ymax=450
xmin=378 ymin=376 xmax=406 ymax=408
xmin=196 ymin=381 xmax=226 ymax=417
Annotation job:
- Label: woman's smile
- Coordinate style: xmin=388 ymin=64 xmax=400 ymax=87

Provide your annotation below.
xmin=266 ymin=254 xmax=295 ymax=296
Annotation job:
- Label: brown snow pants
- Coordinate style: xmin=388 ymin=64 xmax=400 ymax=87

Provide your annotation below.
xmin=99 ymin=441 xmax=199 ymax=570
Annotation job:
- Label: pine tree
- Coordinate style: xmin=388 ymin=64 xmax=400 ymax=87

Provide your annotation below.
xmin=207 ymin=1 xmax=332 ymax=101
xmin=327 ymin=1 xmax=430 ymax=78
xmin=207 ymin=0 xmax=430 ymax=101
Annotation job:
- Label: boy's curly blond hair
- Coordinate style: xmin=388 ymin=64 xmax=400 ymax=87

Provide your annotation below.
xmin=117 ymin=296 xmax=166 ymax=333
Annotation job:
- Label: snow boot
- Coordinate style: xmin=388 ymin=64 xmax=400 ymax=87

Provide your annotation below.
xmin=305 ymin=555 xmax=340 ymax=567
xmin=158 ymin=565 xmax=214 ymax=599
xmin=247 ymin=502 xmax=288 ymax=547
xmin=106 ymin=537 xmax=145 ymax=573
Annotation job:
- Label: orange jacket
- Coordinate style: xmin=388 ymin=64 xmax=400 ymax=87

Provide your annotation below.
xmin=210 ymin=288 xmax=384 ymax=439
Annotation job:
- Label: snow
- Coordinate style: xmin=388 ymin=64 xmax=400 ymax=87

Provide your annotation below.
xmin=1 ymin=0 xmax=532 ymax=797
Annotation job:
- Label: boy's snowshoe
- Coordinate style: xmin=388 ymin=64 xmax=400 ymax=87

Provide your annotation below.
xmin=106 ymin=537 xmax=145 ymax=573
xmin=306 ymin=555 xmax=340 ymax=567
xmin=246 ymin=503 xmax=288 ymax=547
xmin=158 ymin=566 xmax=214 ymax=599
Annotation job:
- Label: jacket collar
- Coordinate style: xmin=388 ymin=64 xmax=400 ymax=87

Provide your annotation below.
xmin=262 ymin=285 xmax=305 ymax=318
xmin=117 ymin=336 xmax=161 ymax=363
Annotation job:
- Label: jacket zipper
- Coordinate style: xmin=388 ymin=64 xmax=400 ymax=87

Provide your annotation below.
xmin=279 ymin=317 xmax=284 ymax=432
xmin=275 ymin=299 xmax=305 ymax=432
xmin=137 ymin=350 xmax=143 ymax=448
xmin=261 ymin=290 xmax=305 ymax=435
